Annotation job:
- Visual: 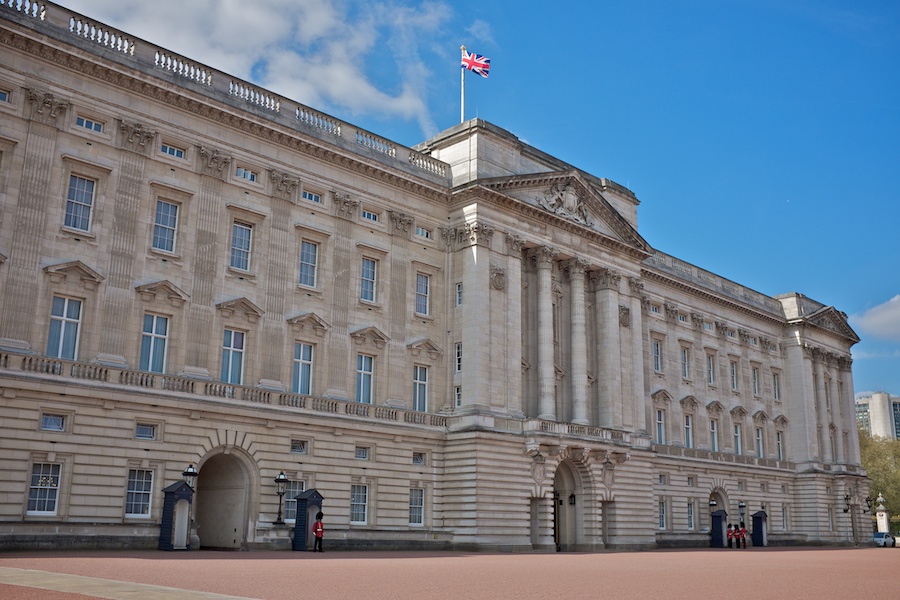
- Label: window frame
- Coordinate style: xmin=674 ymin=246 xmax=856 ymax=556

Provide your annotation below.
xmin=409 ymin=487 xmax=425 ymax=526
xmin=283 ymin=479 xmax=306 ymax=523
xmin=221 ymin=328 xmax=246 ymax=385
xmin=350 ymin=483 xmax=368 ymax=524
xmin=47 ymin=295 xmax=82 ymax=360
xmin=652 ymin=338 xmax=663 ymax=373
xmin=710 ymin=418 xmax=719 ymax=452
xmin=756 ymin=426 xmax=764 ymax=457
xmin=125 ymin=468 xmax=154 ymax=519
xmin=301 ymin=189 xmax=322 ymax=204
xmin=63 ymin=173 xmax=96 ymax=233
xmin=292 ymin=342 xmax=314 ymax=395
xmin=229 ymin=221 xmax=253 ymax=272
xmin=706 ymin=353 xmax=716 ymax=385
xmin=160 ymin=142 xmax=186 ymax=160
xmin=139 ymin=313 xmax=169 ymax=373
xmin=27 ymin=462 xmax=61 ymax=516
xmin=413 ymin=365 xmax=428 ymax=412
xmin=40 ymin=413 xmax=66 ymax=432
xmin=454 ymin=342 xmax=462 ymax=373
xmin=733 ymin=423 xmax=743 ymax=455
xmin=151 ymin=199 xmax=180 ymax=254
xmin=683 ymin=414 xmax=693 ymax=449
xmin=680 ymin=346 xmax=691 ymax=380
xmin=298 ymin=240 xmax=319 ymax=288
xmin=74 ymin=114 xmax=104 ymax=133
xmin=687 ymin=500 xmax=695 ymax=530
xmin=729 ymin=360 xmax=739 ymax=391
xmin=356 ymin=354 xmax=374 ymax=404
xmin=655 ymin=409 xmax=666 ymax=445
xmin=415 ymin=272 xmax=431 ymax=316
xmin=360 ymin=256 xmax=378 ymax=303
xmin=455 ymin=282 xmax=463 ymax=307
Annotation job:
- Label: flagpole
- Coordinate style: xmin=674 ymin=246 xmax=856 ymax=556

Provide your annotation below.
xmin=460 ymin=45 xmax=465 ymax=123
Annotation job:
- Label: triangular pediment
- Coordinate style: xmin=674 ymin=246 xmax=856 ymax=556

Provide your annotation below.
xmin=287 ymin=312 xmax=330 ymax=337
xmin=774 ymin=415 xmax=789 ymax=427
xmin=43 ymin=260 xmax=104 ymax=289
xmin=706 ymin=400 xmax=725 ymax=416
xmin=350 ymin=325 xmax=389 ymax=349
xmin=406 ymin=337 xmax=443 ymax=359
xmin=803 ymin=306 xmax=860 ymax=343
xmin=477 ymin=170 xmax=651 ymax=254
xmin=753 ymin=410 xmax=769 ymax=424
xmin=731 ymin=406 xmax=748 ymax=419
xmin=652 ymin=389 xmax=672 ymax=405
xmin=680 ymin=395 xmax=699 ymax=411
xmin=135 ymin=280 xmax=189 ymax=306
xmin=216 ymin=297 xmax=263 ymax=323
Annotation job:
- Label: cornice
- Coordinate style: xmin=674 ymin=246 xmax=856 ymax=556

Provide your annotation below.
xmin=640 ymin=267 xmax=785 ymax=328
xmin=0 ymin=25 xmax=451 ymax=205
xmin=453 ymin=184 xmax=651 ymax=261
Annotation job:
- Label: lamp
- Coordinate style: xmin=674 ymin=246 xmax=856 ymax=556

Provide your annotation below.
xmin=568 ymin=493 xmax=576 ymax=505
xmin=182 ymin=463 xmax=199 ymax=489
xmin=864 ymin=496 xmax=873 ymax=514
xmin=843 ymin=494 xmax=851 ymax=513
xmin=274 ymin=471 xmax=289 ymax=524
xmin=738 ymin=501 xmax=746 ymax=521
xmin=709 ymin=499 xmax=717 ymax=509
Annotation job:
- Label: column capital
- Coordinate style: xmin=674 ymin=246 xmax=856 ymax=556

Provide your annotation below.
xmin=564 ymin=258 xmax=590 ymax=278
xmin=269 ymin=171 xmax=300 ymax=200
xmin=528 ymin=245 xmax=559 ymax=266
xmin=505 ymin=232 xmax=526 ymax=255
xmin=591 ymin=267 xmax=621 ymax=291
xmin=628 ymin=276 xmax=643 ymax=294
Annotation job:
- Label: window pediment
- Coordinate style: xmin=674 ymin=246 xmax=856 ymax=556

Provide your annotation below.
xmin=287 ymin=312 xmax=330 ymax=337
xmin=135 ymin=279 xmax=189 ymax=307
xmin=350 ymin=325 xmax=389 ymax=349
xmin=406 ymin=337 xmax=443 ymax=359
xmin=216 ymin=297 xmax=263 ymax=323
xmin=730 ymin=406 xmax=748 ymax=419
xmin=752 ymin=410 xmax=769 ymax=424
xmin=774 ymin=415 xmax=789 ymax=427
xmin=43 ymin=260 xmax=104 ymax=290
xmin=680 ymin=395 xmax=699 ymax=412
xmin=652 ymin=389 xmax=672 ymax=406
xmin=706 ymin=400 xmax=725 ymax=416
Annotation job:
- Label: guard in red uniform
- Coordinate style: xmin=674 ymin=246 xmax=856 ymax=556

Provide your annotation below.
xmin=312 ymin=512 xmax=324 ymax=552
xmin=739 ymin=522 xmax=747 ymax=548
xmin=727 ymin=524 xmax=734 ymax=548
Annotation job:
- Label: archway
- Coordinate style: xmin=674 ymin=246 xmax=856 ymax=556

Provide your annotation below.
xmin=195 ymin=453 xmax=251 ymax=549
xmin=553 ymin=461 xmax=583 ymax=551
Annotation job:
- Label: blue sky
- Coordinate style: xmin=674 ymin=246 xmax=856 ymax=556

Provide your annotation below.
xmin=55 ymin=0 xmax=900 ymax=395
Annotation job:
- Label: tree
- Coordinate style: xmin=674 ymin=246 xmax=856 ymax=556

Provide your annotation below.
xmin=858 ymin=431 xmax=900 ymax=528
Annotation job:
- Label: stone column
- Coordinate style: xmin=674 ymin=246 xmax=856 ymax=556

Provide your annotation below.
xmin=827 ymin=356 xmax=845 ymax=464
xmin=565 ymin=259 xmax=589 ymax=425
xmin=813 ymin=349 xmax=832 ymax=463
xmin=532 ymin=246 xmax=558 ymax=421
xmin=839 ymin=357 xmax=860 ymax=465
xmin=593 ymin=268 xmax=623 ymax=428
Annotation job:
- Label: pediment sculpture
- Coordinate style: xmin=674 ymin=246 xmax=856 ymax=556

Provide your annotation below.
xmin=538 ymin=181 xmax=592 ymax=226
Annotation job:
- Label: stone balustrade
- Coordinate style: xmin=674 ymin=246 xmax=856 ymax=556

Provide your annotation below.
xmin=0 ymin=1 xmax=450 ymax=183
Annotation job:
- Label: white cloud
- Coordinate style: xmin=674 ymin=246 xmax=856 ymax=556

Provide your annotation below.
xmin=850 ymin=295 xmax=900 ymax=342
xmin=55 ymin=0 xmax=454 ymax=137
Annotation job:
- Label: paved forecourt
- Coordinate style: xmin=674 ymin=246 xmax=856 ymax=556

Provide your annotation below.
xmin=0 ymin=547 xmax=897 ymax=600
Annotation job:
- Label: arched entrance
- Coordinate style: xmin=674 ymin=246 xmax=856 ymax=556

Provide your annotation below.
xmin=553 ymin=461 xmax=583 ymax=552
xmin=195 ymin=453 xmax=252 ymax=549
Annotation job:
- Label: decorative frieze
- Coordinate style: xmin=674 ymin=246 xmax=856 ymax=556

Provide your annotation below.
xmin=26 ymin=87 xmax=68 ymax=125
xmin=269 ymin=171 xmax=300 ymax=200
xmin=691 ymin=313 xmax=704 ymax=328
xmin=388 ymin=210 xmax=414 ymax=237
xmin=715 ymin=321 xmax=729 ymax=336
xmin=198 ymin=146 xmax=231 ymax=179
xmin=118 ymin=121 xmax=155 ymax=152
xmin=664 ymin=303 xmax=678 ymax=321
xmin=333 ymin=191 xmax=359 ymax=220
xmin=440 ymin=221 xmax=495 ymax=250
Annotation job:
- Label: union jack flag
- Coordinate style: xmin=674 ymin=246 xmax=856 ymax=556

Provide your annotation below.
xmin=461 ymin=49 xmax=491 ymax=78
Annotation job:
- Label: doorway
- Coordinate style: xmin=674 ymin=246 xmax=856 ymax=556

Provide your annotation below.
xmin=553 ymin=461 xmax=582 ymax=551
xmin=195 ymin=453 xmax=250 ymax=549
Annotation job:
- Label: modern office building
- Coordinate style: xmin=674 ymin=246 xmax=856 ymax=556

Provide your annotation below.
xmin=0 ymin=2 xmax=869 ymax=551
xmin=855 ymin=392 xmax=900 ymax=439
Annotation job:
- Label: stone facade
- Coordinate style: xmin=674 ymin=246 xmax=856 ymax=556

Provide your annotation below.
xmin=0 ymin=2 xmax=869 ymax=551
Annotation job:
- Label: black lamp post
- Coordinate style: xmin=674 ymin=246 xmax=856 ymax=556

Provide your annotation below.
xmin=843 ymin=494 xmax=851 ymax=513
xmin=274 ymin=471 xmax=289 ymax=524
xmin=738 ymin=501 xmax=746 ymax=522
xmin=182 ymin=463 xmax=199 ymax=489
xmin=864 ymin=496 xmax=873 ymax=514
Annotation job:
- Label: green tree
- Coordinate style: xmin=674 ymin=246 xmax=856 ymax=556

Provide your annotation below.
xmin=858 ymin=431 xmax=900 ymax=528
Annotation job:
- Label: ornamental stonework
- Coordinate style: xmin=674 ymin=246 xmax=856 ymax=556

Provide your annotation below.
xmin=118 ymin=122 xmax=155 ymax=153
xmin=538 ymin=181 xmax=592 ymax=226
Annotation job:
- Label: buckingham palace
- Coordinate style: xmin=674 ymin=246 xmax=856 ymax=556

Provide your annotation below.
xmin=0 ymin=2 xmax=869 ymax=551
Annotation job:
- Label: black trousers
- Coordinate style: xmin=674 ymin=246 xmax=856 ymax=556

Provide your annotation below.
xmin=313 ymin=537 xmax=323 ymax=552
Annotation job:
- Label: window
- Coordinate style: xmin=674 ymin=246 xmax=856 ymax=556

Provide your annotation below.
xmin=135 ymin=423 xmax=157 ymax=440
xmin=47 ymin=296 xmax=81 ymax=359
xmin=706 ymin=354 xmax=716 ymax=385
xmin=0 ymin=89 xmax=9 ymax=103
xmin=302 ymin=190 xmax=321 ymax=204
xmin=356 ymin=354 xmax=374 ymax=404
xmin=125 ymin=469 xmax=153 ymax=518
xmin=650 ymin=304 xmax=660 ymax=314
xmin=412 ymin=452 xmax=426 ymax=465
xmin=681 ymin=347 xmax=691 ymax=379
xmin=152 ymin=200 xmax=178 ymax=253
xmin=413 ymin=365 xmax=428 ymax=412
xmin=655 ymin=409 xmax=666 ymax=445
xmin=727 ymin=330 xmax=736 ymax=339
xmin=160 ymin=143 xmax=185 ymax=159
xmin=40 ymin=414 xmax=66 ymax=432
xmin=652 ymin=340 xmax=663 ymax=372
xmin=752 ymin=367 xmax=760 ymax=396
xmin=684 ymin=414 xmax=693 ymax=449
xmin=75 ymin=115 xmax=103 ymax=132
xmin=678 ymin=314 xmax=687 ymax=323
xmin=455 ymin=342 xmax=462 ymax=372
xmin=455 ymin=386 xmax=462 ymax=407
xmin=710 ymin=419 xmax=719 ymax=452
xmin=756 ymin=427 xmax=764 ymax=457
xmin=292 ymin=343 xmax=314 ymax=395
xmin=415 ymin=226 xmax=432 ymax=239
xmin=415 ymin=273 xmax=430 ymax=315
xmin=687 ymin=476 xmax=695 ymax=487
xmin=748 ymin=336 xmax=758 ymax=347
xmin=730 ymin=360 xmax=739 ymax=391
xmin=773 ymin=372 xmax=781 ymax=401
xmin=658 ymin=474 xmax=667 ymax=485
xmin=734 ymin=424 xmax=743 ymax=455
xmin=299 ymin=241 xmax=318 ymax=287
xmin=687 ymin=500 xmax=695 ymax=530
xmin=230 ymin=222 xmax=252 ymax=271
xmin=776 ymin=431 xmax=784 ymax=461
xmin=235 ymin=166 xmax=258 ymax=182
xmin=64 ymin=174 xmax=95 ymax=231
xmin=140 ymin=314 xmax=168 ymax=373
xmin=703 ymin=321 xmax=714 ymax=331
xmin=27 ymin=463 xmax=61 ymax=515
xmin=455 ymin=283 xmax=463 ymax=307
xmin=361 ymin=209 xmax=379 ymax=222
xmin=409 ymin=488 xmax=424 ymax=525
xmin=355 ymin=446 xmax=370 ymax=460
xmin=290 ymin=440 xmax=308 ymax=454
xmin=658 ymin=500 xmax=667 ymax=529
xmin=360 ymin=258 xmax=377 ymax=302
xmin=284 ymin=480 xmax=306 ymax=522
xmin=781 ymin=506 xmax=788 ymax=530
xmin=350 ymin=484 xmax=368 ymax=524
xmin=221 ymin=329 xmax=245 ymax=384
